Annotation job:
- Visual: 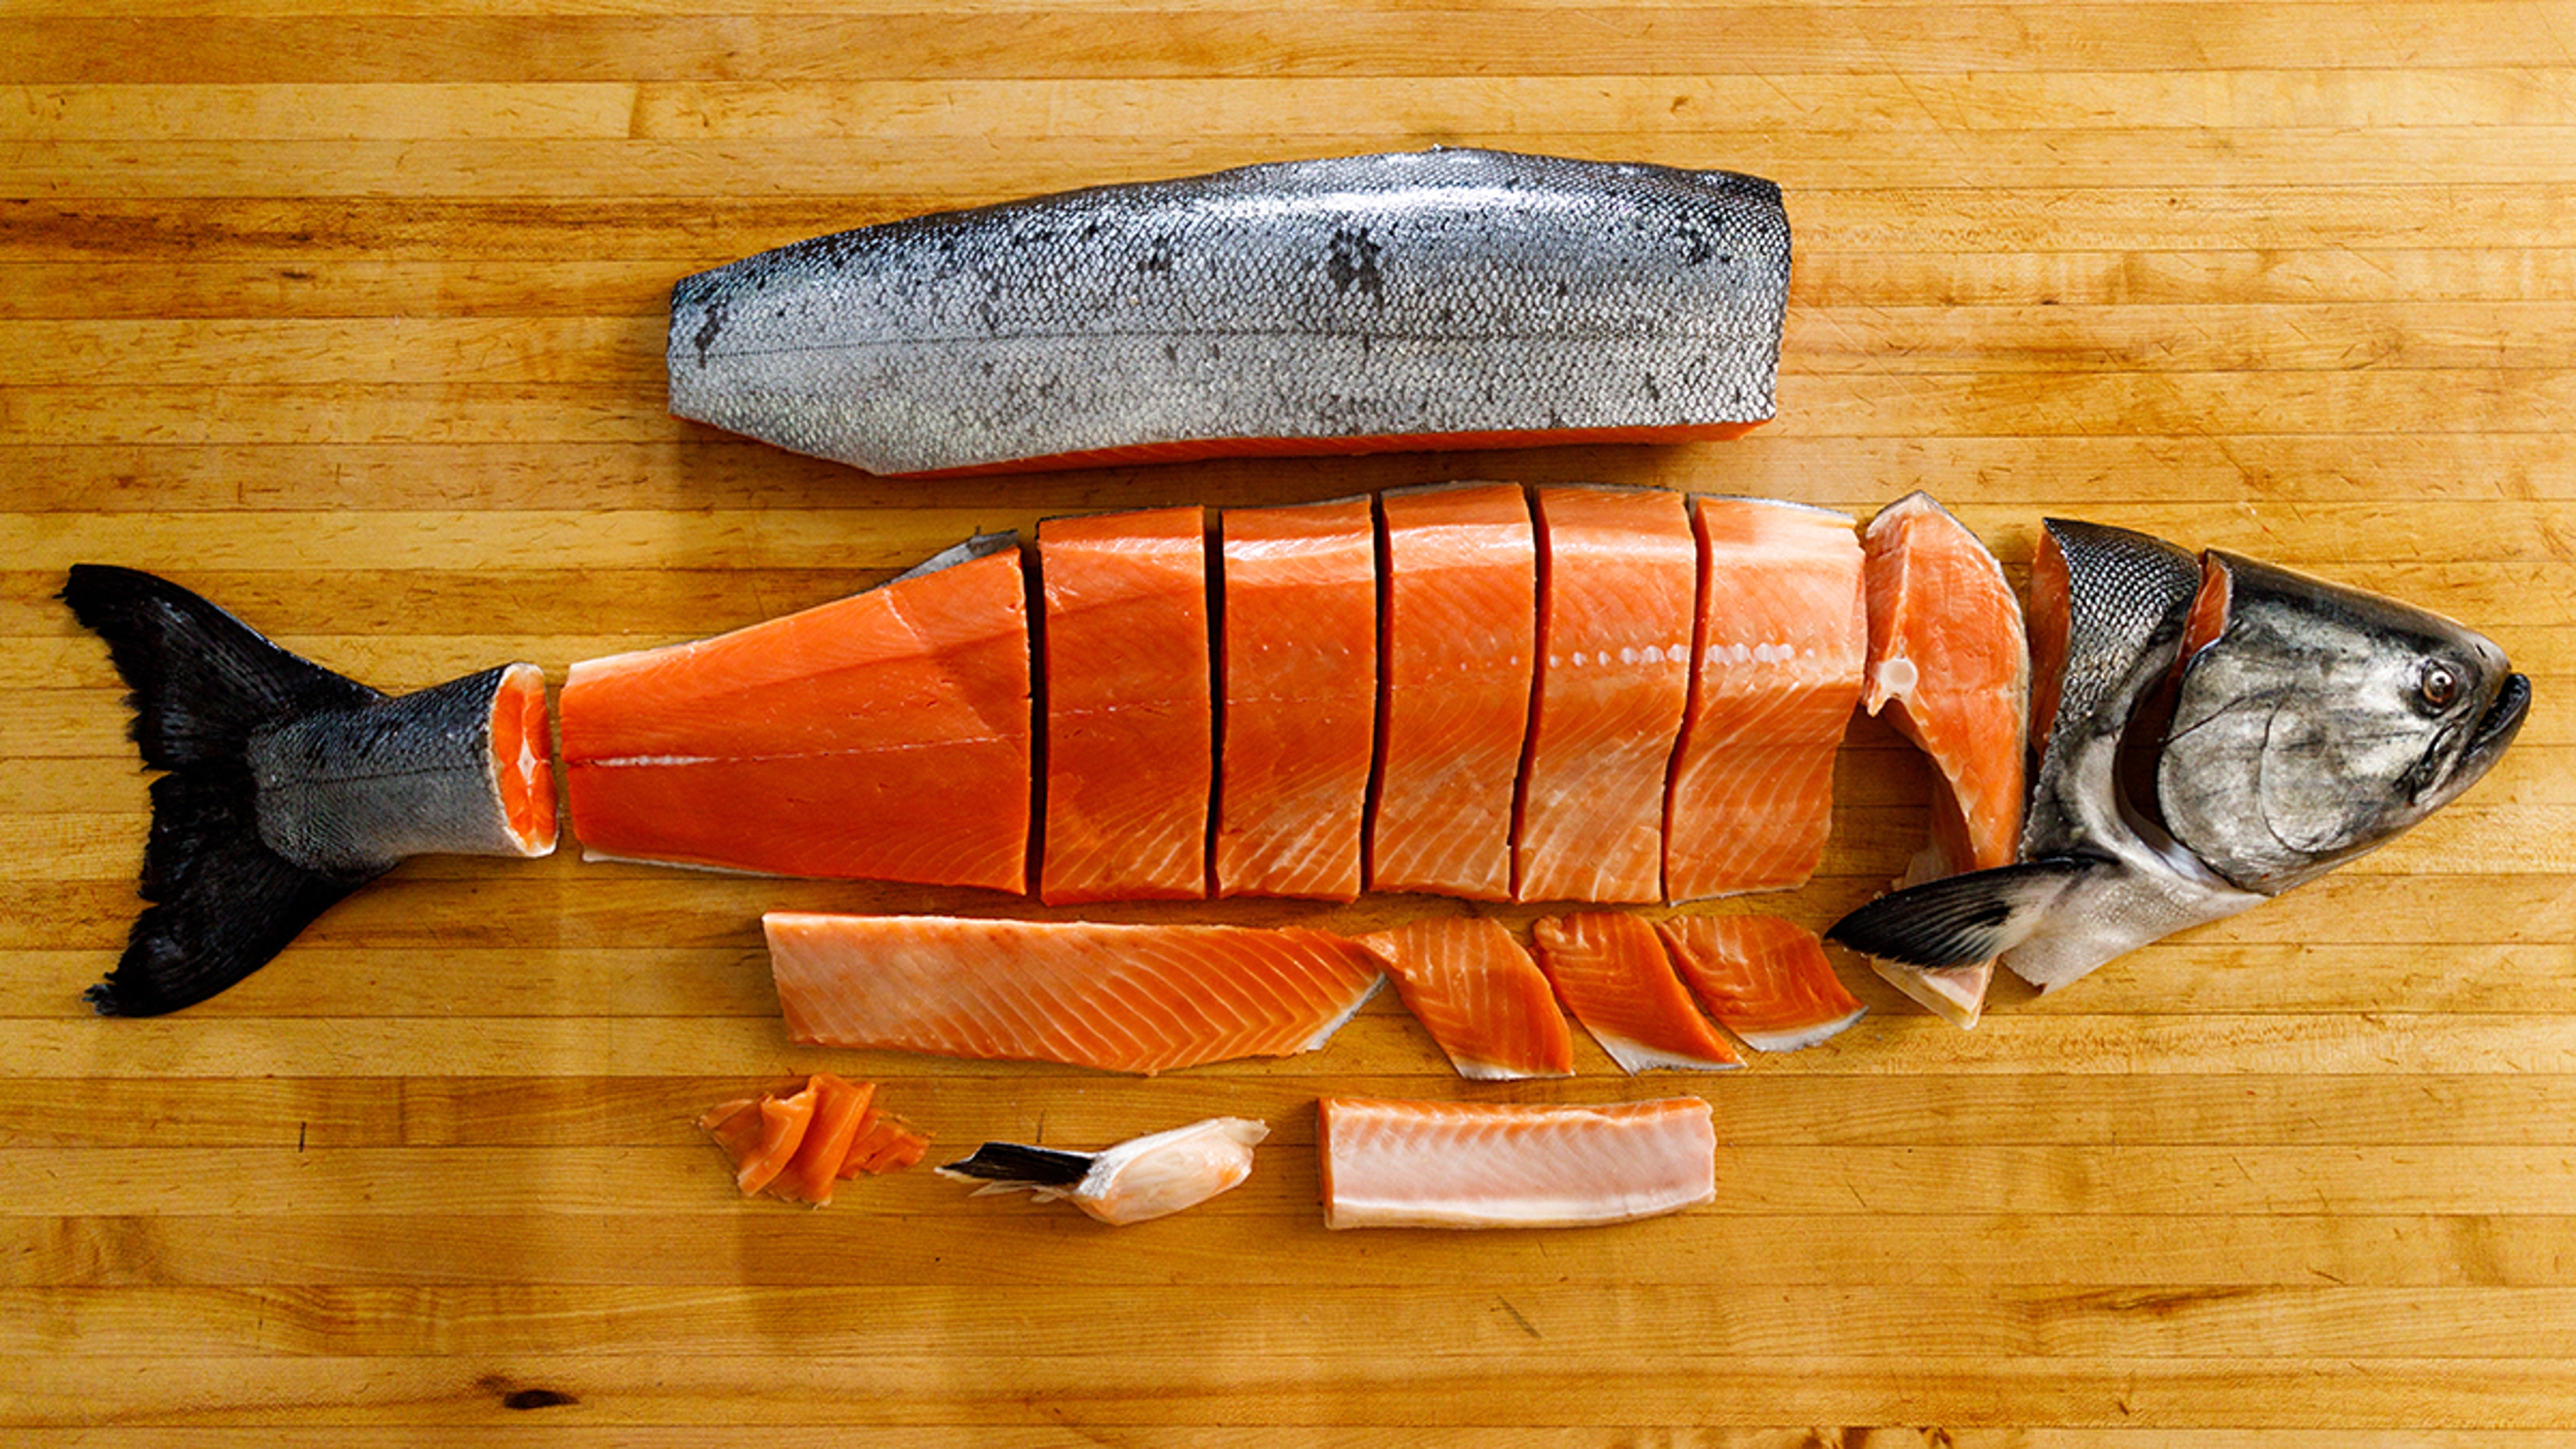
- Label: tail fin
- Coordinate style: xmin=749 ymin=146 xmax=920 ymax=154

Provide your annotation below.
xmin=60 ymin=566 xmax=557 ymax=1016
xmin=60 ymin=566 xmax=392 ymax=1016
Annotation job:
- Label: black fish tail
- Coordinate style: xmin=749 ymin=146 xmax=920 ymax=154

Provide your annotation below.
xmin=1826 ymin=858 xmax=2102 ymax=970
xmin=936 ymin=1141 xmax=1095 ymax=1188
xmin=60 ymin=566 xmax=555 ymax=1017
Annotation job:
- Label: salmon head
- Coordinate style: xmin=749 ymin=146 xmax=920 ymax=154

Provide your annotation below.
xmin=1828 ymin=519 xmax=2529 ymax=997
xmin=2154 ymin=551 xmax=2530 ymax=895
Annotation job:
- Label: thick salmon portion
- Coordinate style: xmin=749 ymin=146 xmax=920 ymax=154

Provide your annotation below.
xmin=1356 ymin=917 xmax=1573 ymax=1081
xmin=559 ymin=547 xmax=1031 ymax=890
xmin=1368 ymin=484 xmax=1537 ymax=901
xmin=1858 ymin=492 xmax=2030 ymax=1028
xmin=1654 ymin=914 xmax=1866 ymax=1053
xmin=1664 ymin=498 xmax=1866 ymax=900
xmin=1530 ymin=912 xmax=1743 ymax=1073
xmin=1316 ymin=1096 xmax=1717 ymax=1230
xmin=764 ymin=913 xmax=1385 ymax=1075
xmin=1038 ymin=507 xmax=1214 ymax=904
xmin=1214 ymin=498 xmax=1378 ymax=902
xmin=1515 ymin=487 xmax=1697 ymax=904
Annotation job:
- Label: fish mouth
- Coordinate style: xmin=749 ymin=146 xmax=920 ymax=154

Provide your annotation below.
xmin=2467 ymin=672 xmax=2532 ymax=762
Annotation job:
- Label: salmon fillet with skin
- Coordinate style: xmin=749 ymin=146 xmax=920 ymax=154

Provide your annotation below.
xmin=1316 ymin=1096 xmax=1717 ymax=1230
xmin=763 ymin=913 xmax=1385 ymax=1075
xmin=1531 ymin=912 xmax=1743 ymax=1073
xmin=1654 ymin=914 xmax=1866 ymax=1053
xmin=1514 ymin=486 xmax=1697 ymax=904
xmin=1368 ymin=484 xmax=1537 ymax=901
xmin=1664 ymin=497 xmax=1866 ymax=901
xmin=1356 ymin=917 xmax=1574 ymax=1081
xmin=1038 ymin=507 xmax=1214 ymax=904
xmin=1858 ymin=492 xmax=2029 ymax=1027
xmin=1213 ymin=497 xmax=1378 ymax=902
xmin=559 ymin=543 xmax=1030 ymax=891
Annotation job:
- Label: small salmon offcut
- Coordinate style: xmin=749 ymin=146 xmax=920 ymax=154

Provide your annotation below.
xmin=1317 ymin=1096 xmax=1717 ymax=1230
xmin=701 ymin=1073 xmax=928 ymax=1205
xmin=1356 ymin=917 xmax=1574 ymax=1081
xmin=1038 ymin=508 xmax=1214 ymax=904
xmin=1664 ymin=497 xmax=1866 ymax=901
xmin=1368 ymin=484 xmax=1538 ymax=901
xmin=559 ymin=539 xmax=1032 ymax=890
xmin=1515 ymin=487 xmax=1697 ymax=904
xmin=764 ymin=914 xmax=1384 ymax=1075
xmin=1214 ymin=498 xmax=1379 ymax=901
xmin=1856 ymin=492 xmax=2029 ymax=1028
xmin=1532 ymin=912 xmax=1743 ymax=1073
xmin=1655 ymin=914 xmax=1866 ymax=1052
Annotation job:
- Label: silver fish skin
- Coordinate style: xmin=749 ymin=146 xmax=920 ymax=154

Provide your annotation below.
xmin=667 ymin=148 xmax=1790 ymax=476
xmin=1827 ymin=522 xmax=2530 ymax=994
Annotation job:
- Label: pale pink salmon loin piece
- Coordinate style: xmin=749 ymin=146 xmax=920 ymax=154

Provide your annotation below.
xmin=1317 ymin=1096 xmax=1717 ymax=1230
xmin=1214 ymin=497 xmax=1377 ymax=901
xmin=764 ymin=913 xmax=1385 ymax=1075
xmin=1859 ymin=492 xmax=2029 ymax=1029
xmin=559 ymin=544 xmax=1030 ymax=891
xmin=1368 ymin=484 xmax=1536 ymax=901
xmin=1038 ymin=507 xmax=1213 ymax=904
xmin=1514 ymin=486 xmax=1697 ymax=903
xmin=1654 ymin=914 xmax=1866 ymax=1053
xmin=1664 ymin=497 xmax=1866 ymax=900
xmin=1356 ymin=917 xmax=1573 ymax=1081
xmin=1530 ymin=912 xmax=1743 ymax=1073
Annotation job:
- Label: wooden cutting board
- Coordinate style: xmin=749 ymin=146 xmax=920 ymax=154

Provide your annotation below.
xmin=5 ymin=2 xmax=2573 ymax=1440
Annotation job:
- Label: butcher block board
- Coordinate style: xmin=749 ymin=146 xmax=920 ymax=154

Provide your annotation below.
xmin=5 ymin=1 xmax=2574 ymax=1442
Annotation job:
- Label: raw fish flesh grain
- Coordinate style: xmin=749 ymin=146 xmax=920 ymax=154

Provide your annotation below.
xmin=1531 ymin=912 xmax=1743 ymax=1073
xmin=1356 ymin=916 xmax=1574 ymax=1081
xmin=1655 ymin=914 xmax=1865 ymax=1052
xmin=765 ymin=914 xmax=1384 ymax=1075
xmin=1317 ymin=1096 xmax=1717 ymax=1230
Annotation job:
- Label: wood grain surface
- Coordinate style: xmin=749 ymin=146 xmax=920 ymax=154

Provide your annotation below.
xmin=5 ymin=1 xmax=2573 ymax=1441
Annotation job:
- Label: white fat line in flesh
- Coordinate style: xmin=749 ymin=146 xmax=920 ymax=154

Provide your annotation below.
xmin=575 ymin=849 xmax=791 ymax=877
xmin=1293 ymin=973 xmax=1387 ymax=1053
xmin=579 ymin=739 xmax=1016 ymax=767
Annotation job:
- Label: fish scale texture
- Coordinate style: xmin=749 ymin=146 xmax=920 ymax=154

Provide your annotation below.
xmin=1318 ymin=1097 xmax=1717 ymax=1230
xmin=669 ymin=148 xmax=1789 ymax=476
xmin=765 ymin=914 xmax=1385 ymax=1075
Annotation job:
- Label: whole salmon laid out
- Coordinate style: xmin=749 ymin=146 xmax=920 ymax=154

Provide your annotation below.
xmin=668 ymin=150 xmax=1791 ymax=477
xmin=63 ymin=498 xmax=2525 ymax=1017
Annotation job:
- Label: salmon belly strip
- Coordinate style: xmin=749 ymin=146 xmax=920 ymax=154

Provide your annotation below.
xmin=1858 ymin=492 xmax=2030 ymax=1028
xmin=1038 ymin=507 xmax=1214 ymax=904
xmin=558 ymin=546 xmax=1032 ymax=890
xmin=1515 ymin=486 xmax=1696 ymax=904
xmin=1317 ymin=1096 xmax=1717 ymax=1229
xmin=1655 ymin=914 xmax=1866 ymax=1052
xmin=1532 ymin=912 xmax=1743 ymax=1073
xmin=1357 ymin=917 xmax=1572 ymax=1081
xmin=1214 ymin=498 xmax=1378 ymax=901
xmin=1368 ymin=485 xmax=1537 ymax=900
xmin=1664 ymin=497 xmax=1866 ymax=900
xmin=764 ymin=913 xmax=1384 ymax=1075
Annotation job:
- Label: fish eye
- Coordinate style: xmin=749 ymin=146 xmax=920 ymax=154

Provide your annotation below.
xmin=2419 ymin=661 xmax=2463 ymax=710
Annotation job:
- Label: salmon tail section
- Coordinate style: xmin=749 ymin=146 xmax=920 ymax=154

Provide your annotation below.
xmin=59 ymin=565 xmax=557 ymax=1018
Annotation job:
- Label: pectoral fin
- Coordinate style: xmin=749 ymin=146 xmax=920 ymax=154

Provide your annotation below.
xmin=1825 ymin=858 xmax=2106 ymax=969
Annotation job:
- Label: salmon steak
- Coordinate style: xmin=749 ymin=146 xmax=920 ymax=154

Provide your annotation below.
xmin=668 ymin=149 xmax=1790 ymax=477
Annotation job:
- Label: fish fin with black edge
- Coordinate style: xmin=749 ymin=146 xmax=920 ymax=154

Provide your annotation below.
xmin=935 ymin=1141 xmax=1095 ymax=1188
xmin=1827 ymin=857 xmax=2104 ymax=969
xmin=58 ymin=565 xmax=390 ymax=1017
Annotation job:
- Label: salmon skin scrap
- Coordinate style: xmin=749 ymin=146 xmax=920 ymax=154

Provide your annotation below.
xmin=1317 ymin=1097 xmax=1717 ymax=1230
xmin=1356 ymin=917 xmax=1574 ymax=1081
xmin=559 ymin=535 xmax=1032 ymax=892
xmin=1369 ymin=484 xmax=1537 ymax=901
xmin=1531 ymin=912 xmax=1743 ymax=1073
xmin=763 ymin=913 xmax=1385 ymax=1075
xmin=1214 ymin=498 xmax=1378 ymax=902
xmin=1847 ymin=492 xmax=2028 ymax=1029
xmin=1663 ymin=497 xmax=1866 ymax=901
xmin=1655 ymin=914 xmax=1865 ymax=1053
xmin=56 ymin=565 xmax=557 ymax=1017
xmin=1515 ymin=486 xmax=1697 ymax=904
xmin=669 ymin=148 xmax=1790 ymax=477
xmin=1038 ymin=507 xmax=1214 ymax=904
